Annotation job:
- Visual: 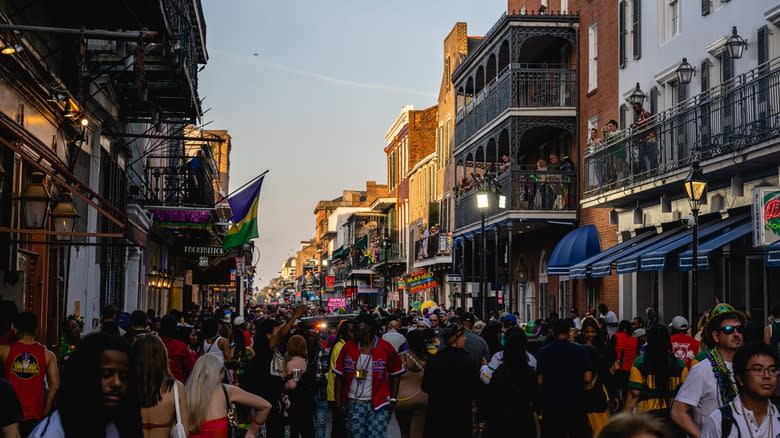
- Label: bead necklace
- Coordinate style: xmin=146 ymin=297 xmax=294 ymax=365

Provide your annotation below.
xmin=708 ymin=348 xmax=737 ymax=405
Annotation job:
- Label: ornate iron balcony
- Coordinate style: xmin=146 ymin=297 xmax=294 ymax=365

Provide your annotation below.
xmin=583 ymin=57 xmax=780 ymax=203
xmin=454 ymin=168 xmax=577 ymax=230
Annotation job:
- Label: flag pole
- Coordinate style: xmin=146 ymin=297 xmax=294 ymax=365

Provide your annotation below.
xmin=216 ymin=169 xmax=269 ymax=204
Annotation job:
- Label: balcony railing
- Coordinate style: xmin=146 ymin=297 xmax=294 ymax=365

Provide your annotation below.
xmin=455 ymin=168 xmax=577 ymax=229
xmin=456 ymin=65 xmax=576 ymax=144
xmin=584 ymin=57 xmax=780 ymax=199
xmin=415 ymin=233 xmax=452 ymax=261
xmin=142 ymin=154 xmax=216 ymax=207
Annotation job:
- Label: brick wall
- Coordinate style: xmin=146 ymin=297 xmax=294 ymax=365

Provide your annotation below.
xmin=576 ymin=0 xmax=621 ymax=318
xmin=408 ymin=106 xmax=437 ymax=169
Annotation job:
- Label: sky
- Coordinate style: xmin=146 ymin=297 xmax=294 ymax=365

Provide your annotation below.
xmin=199 ymin=0 xmax=507 ymax=288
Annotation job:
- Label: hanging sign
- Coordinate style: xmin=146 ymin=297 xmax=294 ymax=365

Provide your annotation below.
xmin=403 ymin=269 xmax=437 ymax=293
xmin=328 ymin=297 xmax=347 ymax=312
xmin=753 ymin=187 xmax=780 ymax=247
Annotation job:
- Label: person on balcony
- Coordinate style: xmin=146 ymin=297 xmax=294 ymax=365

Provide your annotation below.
xmin=631 ymin=102 xmax=658 ymax=175
xmin=548 ymin=153 xmax=565 ymax=210
xmin=586 ymin=127 xmax=603 ymax=189
xmin=531 ymin=159 xmax=548 ymax=210
xmin=602 ymin=119 xmax=625 ymax=184
xmin=498 ymin=154 xmax=511 ymax=173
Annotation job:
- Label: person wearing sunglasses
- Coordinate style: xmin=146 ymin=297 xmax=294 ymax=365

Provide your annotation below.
xmin=672 ymin=304 xmax=745 ymax=438
xmin=700 ymin=342 xmax=780 ymax=437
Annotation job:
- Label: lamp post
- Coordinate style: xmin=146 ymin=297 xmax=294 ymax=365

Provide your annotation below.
xmin=628 ymin=82 xmax=647 ymax=107
xmin=476 ymin=188 xmax=507 ymax=321
xmin=676 ymin=58 xmax=695 ymax=85
xmin=477 ymin=191 xmax=489 ymax=321
xmin=516 ymin=258 xmax=528 ymax=320
xmin=21 ymin=172 xmax=51 ymax=229
xmin=683 ymin=162 xmax=707 ymax=323
xmin=383 ymin=233 xmax=391 ymax=309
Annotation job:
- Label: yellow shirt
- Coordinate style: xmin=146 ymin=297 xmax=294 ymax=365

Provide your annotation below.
xmin=327 ymin=339 xmax=345 ymax=402
xmin=629 ymin=355 xmax=688 ymax=412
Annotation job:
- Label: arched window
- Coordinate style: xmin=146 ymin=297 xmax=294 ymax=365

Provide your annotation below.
xmin=486 ymin=54 xmax=497 ymax=84
xmin=475 ymin=66 xmax=485 ymax=95
xmin=498 ymin=40 xmax=510 ymax=73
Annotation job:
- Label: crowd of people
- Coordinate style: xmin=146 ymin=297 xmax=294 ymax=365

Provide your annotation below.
xmin=0 ymin=298 xmax=779 ymax=438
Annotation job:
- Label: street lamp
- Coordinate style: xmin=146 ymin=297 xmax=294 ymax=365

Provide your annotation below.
xmin=683 ymin=162 xmax=707 ymax=323
xmin=676 ymin=58 xmax=695 ymax=85
xmin=725 ymin=26 xmax=747 ymax=60
xmin=51 ymin=193 xmax=79 ymax=240
xmin=476 ymin=187 xmax=506 ymax=321
xmin=21 ymin=172 xmax=51 ymax=229
xmin=627 ymin=83 xmax=647 ymax=107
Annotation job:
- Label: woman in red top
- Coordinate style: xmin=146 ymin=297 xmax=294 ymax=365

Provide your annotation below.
xmin=186 ymin=355 xmax=271 ymax=437
xmin=158 ymin=315 xmax=195 ymax=383
xmin=612 ymin=320 xmax=639 ymax=409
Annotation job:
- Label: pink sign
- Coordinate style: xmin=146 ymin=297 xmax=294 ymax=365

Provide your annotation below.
xmin=328 ymin=297 xmax=347 ymax=312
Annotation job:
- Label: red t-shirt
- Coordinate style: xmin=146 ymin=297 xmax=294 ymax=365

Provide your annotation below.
xmin=334 ymin=338 xmax=404 ymax=411
xmin=160 ymin=336 xmax=195 ymax=383
xmin=670 ymin=333 xmax=699 ymax=368
xmin=4 ymin=342 xmax=46 ymax=420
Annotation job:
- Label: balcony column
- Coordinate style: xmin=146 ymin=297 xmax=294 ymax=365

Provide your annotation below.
xmin=493 ymin=226 xmax=500 ymax=315
xmin=471 ymin=234 xmax=477 ymax=313
xmin=507 ymin=222 xmax=514 ymax=313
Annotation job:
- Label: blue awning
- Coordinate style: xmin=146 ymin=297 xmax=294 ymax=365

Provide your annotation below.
xmin=768 ymin=241 xmax=780 ymax=268
xmin=630 ymin=213 xmax=749 ymax=272
xmin=678 ymin=222 xmax=752 ymax=271
xmin=548 ymin=225 xmax=601 ymax=276
xmin=592 ymin=227 xmax=688 ymax=277
xmin=569 ymin=230 xmax=656 ymax=279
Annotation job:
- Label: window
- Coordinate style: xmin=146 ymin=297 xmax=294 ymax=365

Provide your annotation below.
xmin=700 ymin=59 xmax=710 ymax=93
xmin=758 ymin=26 xmax=769 ymax=68
xmin=670 ymin=0 xmax=680 ymax=37
xmin=588 ymin=23 xmax=598 ymax=92
xmin=649 ymin=85 xmax=658 ymax=114
xmin=445 ymin=57 xmax=451 ymax=91
xmin=445 ymin=119 xmax=451 ymax=165
xmin=632 ymin=0 xmax=642 ymax=59
xmin=701 ymin=0 xmax=710 ymax=15
xmin=619 ymin=103 xmax=627 ymax=129
xmin=619 ymin=1 xmax=626 ymax=68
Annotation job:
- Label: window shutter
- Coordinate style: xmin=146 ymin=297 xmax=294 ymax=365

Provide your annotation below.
xmin=721 ymin=53 xmax=733 ymax=84
xmin=700 ymin=60 xmax=710 ymax=93
xmin=619 ymin=1 xmax=626 ymax=68
xmin=677 ymin=81 xmax=687 ymax=104
xmin=701 ymin=0 xmax=710 ymax=16
xmin=758 ymin=26 xmax=769 ymax=67
xmin=632 ymin=0 xmax=641 ymax=60
xmin=619 ymin=103 xmax=627 ymax=129
xmin=649 ymin=86 xmax=657 ymax=114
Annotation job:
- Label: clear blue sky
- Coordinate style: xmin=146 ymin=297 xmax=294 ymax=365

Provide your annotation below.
xmin=199 ymin=0 xmax=507 ymax=288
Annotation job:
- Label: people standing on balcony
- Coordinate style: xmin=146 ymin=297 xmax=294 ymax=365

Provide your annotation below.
xmin=532 ymin=158 xmax=548 ymax=210
xmin=548 ymin=153 xmax=565 ymax=210
xmin=632 ymin=102 xmax=658 ymax=174
xmin=0 ymin=312 xmax=60 ymax=436
xmin=498 ymin=154 xmax=511 ymax=173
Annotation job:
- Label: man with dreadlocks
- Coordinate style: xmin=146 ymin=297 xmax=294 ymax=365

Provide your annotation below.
xmin=671 ymin=304 xmax=745 ymax=437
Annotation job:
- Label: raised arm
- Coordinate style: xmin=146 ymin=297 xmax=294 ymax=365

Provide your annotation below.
xmin=227 ymin=384 xmax=272 ymax=437
xmin=271 ymin=306 xmax=305 ymax=350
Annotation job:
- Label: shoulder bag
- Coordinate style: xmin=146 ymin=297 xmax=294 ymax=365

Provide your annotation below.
xmin=170 ymin=382 xmax=186 ymax=438
xmin=221 ymin=384 xmax=241 ymax=438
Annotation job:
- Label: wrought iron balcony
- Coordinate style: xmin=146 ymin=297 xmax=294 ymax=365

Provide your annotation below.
xmin=415 ymin=233 xmax=451 ymax=261
xmin=454 ymin=168 xmax=577 ymax=230
xmin=455 ymin=65 xmax=576 ymax=145
xmin=583 ymin=57 xmax=780 ymax=206
xmin=140 ymin=154 xmax=216 ymax=207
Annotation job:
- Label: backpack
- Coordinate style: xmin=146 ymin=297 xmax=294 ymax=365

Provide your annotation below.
xmin=720 ymin=401 xmax=780 ymax=437
xmin=770 ymin=322 xmax=780 ymax=348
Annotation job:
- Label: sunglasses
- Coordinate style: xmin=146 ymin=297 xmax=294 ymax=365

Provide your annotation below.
xmin=719 ymin=325 xmax=744 ymax=335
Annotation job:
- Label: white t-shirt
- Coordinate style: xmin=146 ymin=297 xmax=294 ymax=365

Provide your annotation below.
xmin=382 ymin=330 xmax=406 ymax=352
xmin=29 ymin=411 xmax=120 ymax=438
xmin=348 ymin=354 xmax=372 ymax=400
xmin=601 ymin=311 xmax=619 ymax=338
xmin=203 ymin=336 xmax=225 ymax=364
xmin=700 ymin=395 xmax=780 ymax=438
xmin=675 ymin=357 xmax=735 ymax=430
xmin=479 ymin=350 xmax=537 ymax=384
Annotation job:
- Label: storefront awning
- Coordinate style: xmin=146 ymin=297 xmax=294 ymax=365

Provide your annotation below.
xmin=547 ymin=225 xmax=601 ymax=276
xmin=767 ymin=241 xmax=780 ymax=268
xmin=591 ymin=227 xmax=686 ymax=277
xmin=568 ymin=230 xmax=656 ymax=279
xmin=623 ymin=213 xmax=748 ymax=273
xmin=678 ymin=222 xmax=752 ymax=271
xmin=332 ymin=246 xmax=348 ymax=260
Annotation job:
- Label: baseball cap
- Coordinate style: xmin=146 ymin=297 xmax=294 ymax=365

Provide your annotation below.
xmin=669 ymin=316 xmax=688 ymax=331
xmin=501 ymin=313 xmax=518 ymax=327
xmin=233 ymin=316 xmax=245 ymax=326
xmin=461 ymin=312 xmax=476 ymax=324
xmin=441 ymin=324 xmax=465 ymax=345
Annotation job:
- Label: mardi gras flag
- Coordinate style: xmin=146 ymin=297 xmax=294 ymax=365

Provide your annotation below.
xmin=222 ymin=175 xmax=264 ymax=249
